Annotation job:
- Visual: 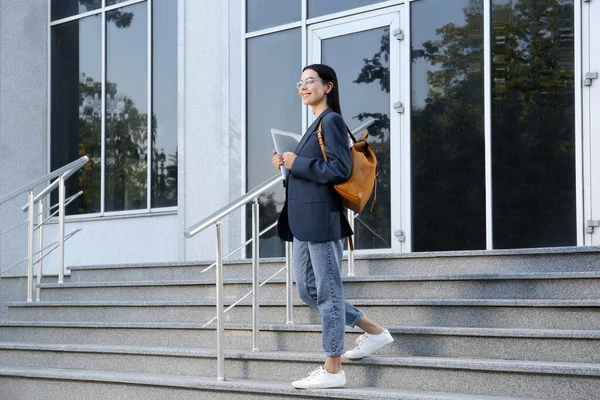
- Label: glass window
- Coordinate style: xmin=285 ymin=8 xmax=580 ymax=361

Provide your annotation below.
xmin=491 ymin=0 xmax=576 ymax=248
xmin=308 ymin=0 xmax=382 ymax=19
xmin=246 ymin=28 xmax=301 ymax=257
xmin=411 ymin=0 xmax=486 ymax=251
xmin=105 ymin=2 xmax=148 ymax=212
xmin=51 ymin=0 xmax=101 ymax=21
xmin=246 ymin=0 xmax=301 ymax=32
xmin=152 ymin=0 xmax=178 ymax=208
xmin=51 ymin=14 xmax=102 ymax=214
xmin=51 ymin=0 xmax=177 ymax=215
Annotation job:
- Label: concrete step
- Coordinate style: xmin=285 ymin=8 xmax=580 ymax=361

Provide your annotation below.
xmin=6 ymin=299 xmax=600 ymax=330
xmin=0 ymin=321 xmax=598 ymax=363
xmin=36 ymin=271 xmax=600 ymax=302
xmin=0 ymin=365 xmax=533 ymax=400
xmin=67 ymin=260 xmax=288 ymax=283
xmin=65 ymin=247 xmax=600 ymax=281
xmin=0 ymin=343 xmax=598 ymax=399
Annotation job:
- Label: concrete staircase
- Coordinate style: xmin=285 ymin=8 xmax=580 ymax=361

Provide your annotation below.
xmin=1 ymin=248 xmax=600 ymax=399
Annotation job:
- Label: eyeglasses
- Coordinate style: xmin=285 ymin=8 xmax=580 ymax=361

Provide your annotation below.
xmin=296 ymin=78 xmax=325 ymax=90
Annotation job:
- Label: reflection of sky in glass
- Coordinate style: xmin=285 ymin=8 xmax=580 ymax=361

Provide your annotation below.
xmin=411 ymin=0 xmax=469 ymax=108
xmin=247 ymin=28 xmax=301 ymax=196
xmin=80 ymin=15 xmax=102 ymax=93
xmin=107 ymin=3 xmax=148 ymax=114
xmin=322 ymin=28 xmax=388 ymax=140
xmin=153 ymin=0 xmax=177 ymax=156
xmin=308 ymin=0 xmax=383 ymax=19
xmin=246 ymin=0 xmax=301 ymax=32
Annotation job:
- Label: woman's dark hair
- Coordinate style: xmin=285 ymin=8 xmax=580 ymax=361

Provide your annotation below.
xmin=302 ymin=64 xmax=342 ymax=115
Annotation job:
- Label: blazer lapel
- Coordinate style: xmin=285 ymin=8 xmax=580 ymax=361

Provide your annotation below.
xmin=294 ymin=108 xmax=333 ymax=155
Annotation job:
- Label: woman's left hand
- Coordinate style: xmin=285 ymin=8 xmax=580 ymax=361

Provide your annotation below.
xmin=282 ymin=152 xmax=297 ymax=170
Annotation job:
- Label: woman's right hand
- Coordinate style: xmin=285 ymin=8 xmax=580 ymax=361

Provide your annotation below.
xmin=272 ymin=150 xmax=284 ymax=170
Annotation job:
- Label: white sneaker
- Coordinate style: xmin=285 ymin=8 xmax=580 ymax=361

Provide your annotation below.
xmin=344 ymin=328 xmax=394 ymax=360
xmin=291 ymin=366 xmax=346 ymax=389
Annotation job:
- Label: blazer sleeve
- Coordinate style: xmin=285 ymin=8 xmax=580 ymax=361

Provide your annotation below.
xmin=290 ymin=113 xmax=352 ymax=184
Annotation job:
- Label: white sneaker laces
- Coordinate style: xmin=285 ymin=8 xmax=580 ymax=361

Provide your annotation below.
xmin=354 ymin=333 xmax=368 ymax=349
xmin=305 ymin=366 xmax=325 ymax=380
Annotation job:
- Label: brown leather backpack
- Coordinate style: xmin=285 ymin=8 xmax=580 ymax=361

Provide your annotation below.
xmin=317 ymin=121 xmax=378 ymax=214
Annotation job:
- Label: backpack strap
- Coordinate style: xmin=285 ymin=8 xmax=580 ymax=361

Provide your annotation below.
xmin=317 ymin=122 xmax=328 ymax=162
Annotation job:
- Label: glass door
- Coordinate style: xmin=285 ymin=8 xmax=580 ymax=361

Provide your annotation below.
xmin=309 ymin=9 xmax=404 ymax=253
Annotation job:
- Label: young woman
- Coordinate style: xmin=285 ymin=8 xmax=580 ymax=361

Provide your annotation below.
xmin=272 ymin=64 xmax=394 ymax=390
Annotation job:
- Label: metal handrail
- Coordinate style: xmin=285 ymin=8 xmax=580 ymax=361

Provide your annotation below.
xmin=183 ymin=118 xmax=374 ymax=381
xmin=0 ymin=156 xmax=89 ymax=205
xmin=0 ymin=155 xmax=90 ymax=303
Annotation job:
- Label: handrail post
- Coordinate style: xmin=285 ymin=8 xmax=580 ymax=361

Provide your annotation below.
xmin=36 ymin=201 xmax=44 ymax=302
xmin=215 ymin=221 xmax=225 ymax=381
xmin=347 ymin=209 xmax=355 ymax=277
xmin=285 ymin=241 xmax=294 ymax=325
xmin=26 ymin=191 xmax=34 ymax=302
xmin=251 ymin=199 xmax=260 ymax=352
xmin=58 ymin=176 xmax=65 ymax=283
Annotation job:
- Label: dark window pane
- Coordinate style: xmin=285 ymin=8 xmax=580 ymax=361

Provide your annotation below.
xmin=322 ymin=27 xmax=391 ymax=250
xmin=105 ymin=2 xmax=148 ymax=211
xmin=246 ymin=29 xmax=301 ymax=257
xmin=411 ymin=0 xmax=485 ymax=251
xmin=491 ymin=0 xmax=576 ymax=248
xmin=51 ymin=15 xmax=102 ymax=214
xmin=106 ymin=0 xmax=130 ymax=6
xmin=246 ymin=0 xmax=300 ymax=32
xmin=51 ymin=0 xmax=101 ymax=21
xmin=308 ymin=0 xmax=382 ymax=19
xmin=152 ymin=0 xmax=178 ymax=208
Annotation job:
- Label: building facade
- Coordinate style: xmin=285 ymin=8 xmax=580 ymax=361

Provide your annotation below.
xmin=1 ymin=0 xmax=599 ymax=276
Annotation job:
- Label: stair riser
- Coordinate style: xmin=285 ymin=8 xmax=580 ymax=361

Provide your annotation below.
xmin=38 ymin=278 xmax=600 ymax=302
xmin=69 ymin=262 xmax=288 ymax=283
xmin=0 ymin=327 xmax=598 ymax=363
xmin=7 ymin=305 xmax=600 ymax=330
xmin=0 ymin=377 xmax=298 ymax=400
xmin=0 ymin=349 xmax=597 ymax=399
xmin=68 ymin=252 xmax=600 ymax=280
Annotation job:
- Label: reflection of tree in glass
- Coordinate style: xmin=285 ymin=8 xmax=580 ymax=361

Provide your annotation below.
xmin=411 ymin=0 xmax=486 ymax=251
xmin=410 ymin=0 xmax=574 ymax=250
xmin=490 ymin=0 xmax=575 ymax=248
xmin=78 ymin=75 xmax=177 ymax=211
xmin=351 ymin=28 xmax=391 ymax=249
xmin=105 ymin=84 xmax=149 ymax=210
xmin=79 ymin=0 xmax=134 ymax=28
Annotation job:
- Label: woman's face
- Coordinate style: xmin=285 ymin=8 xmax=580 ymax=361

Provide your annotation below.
xmin=298 ymin=69 xmax=332 ymax=108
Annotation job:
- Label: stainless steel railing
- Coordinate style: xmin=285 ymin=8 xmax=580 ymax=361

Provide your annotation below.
xmin=0 ymin=155 xmax=89 ymax=302
xmin=183 ymin=118 xmax=374 ymax=381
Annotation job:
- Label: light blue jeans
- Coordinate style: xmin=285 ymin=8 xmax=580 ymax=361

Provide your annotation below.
xmin=293 ymin=237 xmax=364 ymax=357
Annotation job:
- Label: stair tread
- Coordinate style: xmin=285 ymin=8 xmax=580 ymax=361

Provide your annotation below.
xmin=0 ymin=365 xmax=533 ymax=399
xmin=42 ymin=270 xmax=600 ymax=288
xmin=11 ymin=298 xmax=600 ymax=307
xmin=2 ymin=342 xmax=599 ymax=376
xmin=1 ymin=321 xmax=599 ymax=338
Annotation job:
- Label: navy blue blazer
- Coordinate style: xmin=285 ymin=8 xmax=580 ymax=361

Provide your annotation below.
xmin=277 ymin=108 xmax=353 ymax=242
